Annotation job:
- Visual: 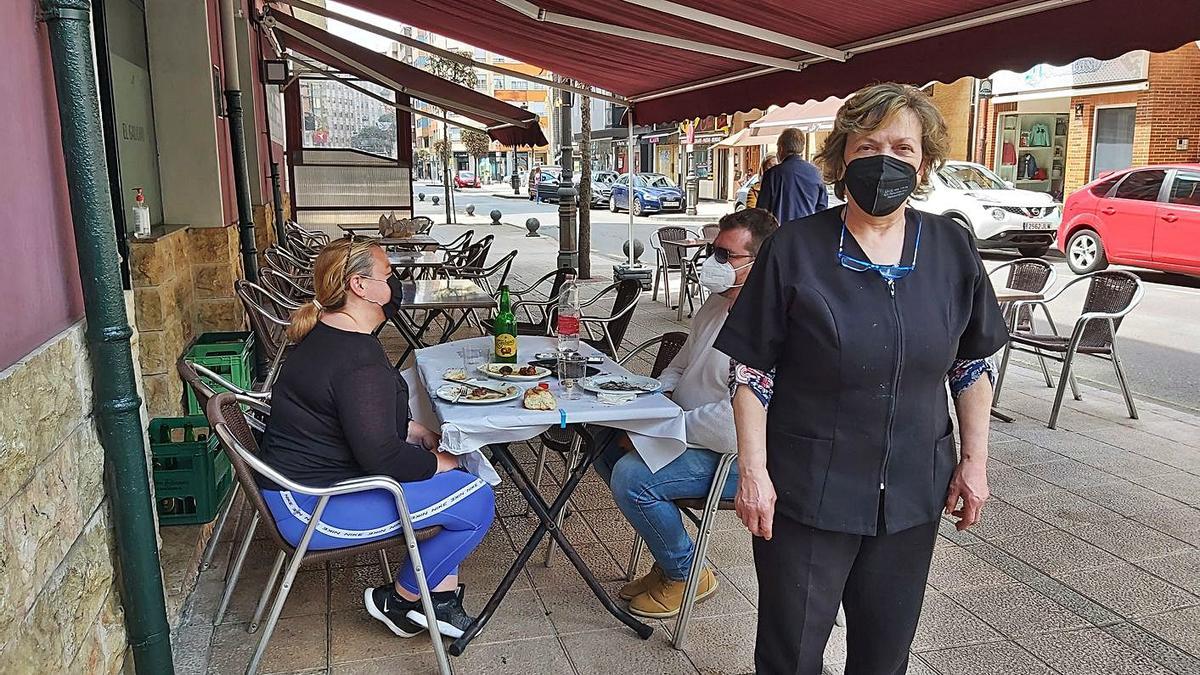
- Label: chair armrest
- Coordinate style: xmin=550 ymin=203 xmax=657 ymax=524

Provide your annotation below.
xmin=507 ymin=270 xmax=560 ymax=298
xmin=617 ymin=335 xmax=668 ymax=366
xmin=190 ymin=362 xmax=273 ymax=398
xmin=578 ymin=282 xmax=622 ymax=310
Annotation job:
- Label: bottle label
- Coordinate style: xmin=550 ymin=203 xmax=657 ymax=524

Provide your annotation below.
xmin=557 ymin=315 xmax=580 ymax=336
xmin=495 ymin=333 xmax=517 ymax=358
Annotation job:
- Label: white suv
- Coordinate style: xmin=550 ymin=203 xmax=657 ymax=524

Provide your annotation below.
xmin=912 ymin=160 xmax=1061 ymax=257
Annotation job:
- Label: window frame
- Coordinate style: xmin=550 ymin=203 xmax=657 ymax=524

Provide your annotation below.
xmin=1111 ymin=168 xmax=1169 ymax=203
xmin=1167 ymin=169 xmax=1200 ymax=207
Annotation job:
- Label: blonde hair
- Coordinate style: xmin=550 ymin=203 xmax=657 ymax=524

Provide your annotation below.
xmin=286 ymin=238 xmax=380 ymax=343
xmin=815 ymin=83 xmax=950 ymax=199
xmin=760 ymin=154 xmax=777 ymax=173
xmin=777 ymin=128 xmax=805 ymax=159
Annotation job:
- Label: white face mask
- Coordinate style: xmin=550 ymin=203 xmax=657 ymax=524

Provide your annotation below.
xmin=699 ymin=255 xmax=753 ymax=294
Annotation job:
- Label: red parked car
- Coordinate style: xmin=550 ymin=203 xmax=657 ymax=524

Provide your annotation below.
xmin=454 ymin=170 xmax=480 ymax=188
xmin=1058 ymin=164 xmax=1200 ymax=275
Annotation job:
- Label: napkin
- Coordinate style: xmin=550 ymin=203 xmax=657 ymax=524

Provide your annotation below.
xmin=597 ymin=392 xmax=637 ymax=406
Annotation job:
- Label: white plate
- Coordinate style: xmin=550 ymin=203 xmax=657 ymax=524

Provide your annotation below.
xmin=477 ymin=362 xmax=552 ymax=381
xmin=436 ymin=383 xmax=520 ymax=405
xmin=581 ymin=374 xmax=661 ymax=395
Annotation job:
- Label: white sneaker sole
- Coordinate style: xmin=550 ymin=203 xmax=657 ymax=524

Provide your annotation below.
xmin=363 ymin=588 xmax=422 ymax=638
xmin=405 ymin=608 xmax=465 ymax=639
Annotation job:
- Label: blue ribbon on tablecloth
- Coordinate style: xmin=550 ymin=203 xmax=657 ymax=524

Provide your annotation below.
xmin=559 ymin=408 xmax=567 ymax=429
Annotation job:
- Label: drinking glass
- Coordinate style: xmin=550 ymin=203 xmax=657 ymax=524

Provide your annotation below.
xmin=462 ymin=347 xmax=488 ymax=375
xmin=557 ymin=352 xmax=587 ymax=401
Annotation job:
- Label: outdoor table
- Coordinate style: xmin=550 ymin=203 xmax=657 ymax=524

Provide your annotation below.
xmin=661 ymin=238 xmax=713 ymax=321
xmin=387 ymin=279 xmax=496 ymax=367
xmin=387 ymin=250 xmax=445 ymax=280
xmin=991 ymin=288 xmax=1046 ymax=423
xmin=377 ymin=234 xmax=440 ymax=251
xmin=405 ymin=336 xmax=689 ymax=655
xmin=337 ymin=222 xmax=381 ymax=237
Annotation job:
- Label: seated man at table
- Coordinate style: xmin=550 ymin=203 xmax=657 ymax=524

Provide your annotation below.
xmin=593 ymin=208 xmax=779 ymax=618
xmin=260 ymin=237 xmax=494 ymax=640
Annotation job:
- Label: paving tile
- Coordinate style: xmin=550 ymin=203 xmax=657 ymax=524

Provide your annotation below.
xmin=1058 ymin=562 xmax=1197 ymax=618
xmin=987 ymin=466 xmax=1058 ymax=501
xmin=699 ymin=529 xmax=754 ymax=569
xmin=524 ymin=542 xmax=626 ymax=589
xmin=580 ymin=507 xmax=637 ymax=543
xmin=217 ymin=567 xmax=330 ymax=625
xmin=1135 ymin=549 xmax=1200 ymax=595
xmin=536 ymin=578 xmax=634 ymax=635
xmin=1100 ymin=621 xmax=1200 ymax=675
xmin=172 ymin=624 xmax=215 ymax=675
xmin=925 ymin=547 xmax=1015 ymax=592
xmin=918 ymin=640 xmax=1052 ymax=675
xmin=722 ymin=565 xmax=760 ymax=608
xmin=332 ymin=652 xmax=441 ymax=673
xmin=455 ymin=526 xmax=534 ymax=594
xmin=1048 ymin=442 xmax=1177 ymax=480
xmin=946 ymin=582 xmax=1090 ymax=638
xmin=208 ymin=614 xmax=328 ymax=675
xmin=1009 ymin=490 xmax=1124 ymax=530
xmin=468 ymin=588 xmax=556 ymax=646
xmin=968 ymin=499 xmax=1057 ymax=541
xmin=911 ymin=593 xmax=1002 ymax=651
xmin=1074 ymin=482 xmax=1188 ymax=518
xmin=1018 ymin=627 xmax=1173 ymax=675
xmin=1082 ymin=428 xmax=1200 ymax=472
xmin=992 ymin=529 xmax=1121 ymax=576
xmin=1135 ymin=605 xmax=1200 ymax=659
xmin=1134 ymin=471 xmax=1200 ymax=506
xmin=823 ymin=624 xmax=847 ymax=667
xmin=328 ymin=609 xmax=437 ymax=665
xmin=1021 ymin=459 xmax=1123 ymax=491
xmin=667 ymin=611 xmax=756 ymax=675
xmin=452 ymin=635 xmax=576 ymax=674
xmin=1070 ymin=519 xmax=1194 ymax=562
xmin=560 ymin=625 xmax=698 ymax=675
xmin=987 ymin=441 xmax=1064 ymax=468
xmin=1131 ymin=506 xmax=1200 ymax=547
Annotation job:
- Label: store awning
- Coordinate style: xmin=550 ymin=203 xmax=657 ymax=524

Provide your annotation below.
xmin=312 ymin=0 xmax=1197 ymax=125
xmin=751 ymin=97 xmax=845 ymax=131
xmin=712 ymin=128 xmax=749 ymax=148
xmin=267 ymin=11 xmax=547 ymax=147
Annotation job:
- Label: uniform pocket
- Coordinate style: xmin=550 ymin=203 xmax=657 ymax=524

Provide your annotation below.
xmin=932 ymin=430 xmax=958 ymax=511
xmin=765 ymin=430 xmax=834 ymax=520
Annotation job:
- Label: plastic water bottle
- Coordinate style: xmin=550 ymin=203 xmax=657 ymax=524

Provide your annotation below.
xmin=556 ymin=272 xmax=580 ymax=355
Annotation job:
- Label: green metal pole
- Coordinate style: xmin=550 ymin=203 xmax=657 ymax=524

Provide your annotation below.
xmin=225 ymin=90 xmax=261 ymax=282
xmin=38 ymin=1 xmax=175 ymax=673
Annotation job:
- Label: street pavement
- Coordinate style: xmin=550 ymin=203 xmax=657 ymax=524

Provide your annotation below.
xmin=412 ymin=187 xmax=1200 ymax=415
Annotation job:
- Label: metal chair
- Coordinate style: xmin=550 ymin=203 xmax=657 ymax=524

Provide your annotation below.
xmin=235 ymin=280 xmax=294 ymax=389
xmin=437 ymin=230 xmax=474 ymax=259
xmin=482 ymin=267 xmax=576 ymax=337
xmin=650 ymin=226 xmax=698 ymax=309
xmin=701 ymin=223 xmax=721 ymax=241
xmin=411 ymin=215 xmax=435 ymax=235
xmin=263 ymin=246 xmax=312 ymax=277
xmin=988 ymin=258 xmax=1058 ymax=391
xmin=283 ymin=220 xmax=330 ymax=247
xmin=995 ymin=270 xmax=1144 ymax=429
xmin=448 ymin=234 xmax=494 ymax=269
xmin=437 ymin=250 xmax=517 ymax=337
xmin=260 ymin=267 xmax=313 ymax=305
xmin=207 ymin=393 xmax=450 ymax=675
xmin=516 ymin=279 xmax=642 ymax=357
xmin=177 ymin=358 xmax=271 ymax=598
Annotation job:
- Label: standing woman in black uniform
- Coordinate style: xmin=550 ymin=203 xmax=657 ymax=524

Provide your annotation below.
xmin=714 ymin=83 xmax=1009 ymax=674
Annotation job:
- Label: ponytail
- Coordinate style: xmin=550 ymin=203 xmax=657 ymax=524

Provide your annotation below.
xmin=284 ymin=237 xmax=379 ymax=343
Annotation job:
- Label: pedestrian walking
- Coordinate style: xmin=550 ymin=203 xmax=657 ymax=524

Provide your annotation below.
xmin=745 ymin=155 xmax=777 ymax=209
xmin=755 ymin=128 xmax=827 ymax=223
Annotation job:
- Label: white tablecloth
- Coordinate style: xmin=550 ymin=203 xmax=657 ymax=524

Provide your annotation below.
xmin=403 ymin=336 xmax=688 ymax=485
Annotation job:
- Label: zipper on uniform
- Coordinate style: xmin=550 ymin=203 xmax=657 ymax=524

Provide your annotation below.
xmin=879 ymin=277 xmax=903 ymax=492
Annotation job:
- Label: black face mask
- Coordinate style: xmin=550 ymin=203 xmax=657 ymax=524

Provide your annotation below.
xmin=843 ymin=155 xmax=918 ymax=217
xmin=382 ymin=275 xmax=405 ymax=321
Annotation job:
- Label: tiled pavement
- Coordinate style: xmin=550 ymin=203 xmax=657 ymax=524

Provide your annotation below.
xmin=172 ymin=221 xmax=1200 ymax=674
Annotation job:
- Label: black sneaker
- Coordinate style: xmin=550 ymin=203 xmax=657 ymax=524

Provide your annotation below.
xmin=364 ymin=585 xmax=423 ymax=638
xmin=405 ymin=585 xmax=475 ymax=639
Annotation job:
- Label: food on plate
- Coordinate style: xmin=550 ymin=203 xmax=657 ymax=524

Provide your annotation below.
xmin=597 ymin=379 xmax=652 ymax=392
xmin=481 ymin=363 xmax=547 ymax=378
xmin=444 ymin=368 xmax=468 ymax=382
xmin=518 ymin=365 xmax=539 ymax=376
xmin=498 ymin=365 xmax=514 ymax=375
xmin=523 ymin=382 xmax=556 ymax=410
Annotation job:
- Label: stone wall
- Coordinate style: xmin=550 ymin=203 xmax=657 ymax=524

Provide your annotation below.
xmin=130 ymin=225 xmax=245 ymax=416
xmin=0 ymin=322 xmax=136 ymax=673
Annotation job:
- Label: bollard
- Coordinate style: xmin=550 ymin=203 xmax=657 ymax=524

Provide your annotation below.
xmin=623 ymin=238 xmax=645 ymax=263
xmin=466 ymin=204 xmax=476 ymax=216
xmin=490 ymin=209 xmax=502 ymax=225
xmin=525 ymin=217 xmax=540 ymax=237
xmin=418 ymin=192 xmax=425 ymax=201
xmin=432 ymin=195 xmax=440 ymax=206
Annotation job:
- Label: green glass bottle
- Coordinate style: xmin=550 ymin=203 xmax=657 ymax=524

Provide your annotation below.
xmin=493 ymin=285 xmax=518 ymax=363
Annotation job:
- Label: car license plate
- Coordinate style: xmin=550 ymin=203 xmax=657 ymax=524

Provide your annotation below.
xmin=1023 ymin=221 xmax=1054 ymax=231
xmin=662 ymin=200 xmax=679 ymax=207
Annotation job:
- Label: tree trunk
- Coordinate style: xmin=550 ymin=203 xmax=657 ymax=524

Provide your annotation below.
xmin=578 ymin=87 xmax=593 ymax=279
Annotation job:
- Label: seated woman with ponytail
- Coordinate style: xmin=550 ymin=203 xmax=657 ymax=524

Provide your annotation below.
xmin=260 ymin=237 xmax=495 ymax=639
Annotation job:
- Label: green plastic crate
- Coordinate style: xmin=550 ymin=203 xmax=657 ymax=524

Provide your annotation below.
xmin=150 ymin=416 xmax=233 ymax=526
xmin=184 ymin=331 xmax=255 ymax=415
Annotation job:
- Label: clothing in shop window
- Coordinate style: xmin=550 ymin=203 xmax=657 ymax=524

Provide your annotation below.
xmin=1019 ymin=152 xmax=1039 ymax=180
xmin=1001 ymin=141 xmax=1017 ymax=166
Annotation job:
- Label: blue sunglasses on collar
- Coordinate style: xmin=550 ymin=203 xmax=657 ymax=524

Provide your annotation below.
xmin=837 ymin=213 xmax=923 ymax=281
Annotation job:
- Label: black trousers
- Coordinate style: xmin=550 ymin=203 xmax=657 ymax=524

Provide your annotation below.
xmin=753 ymin=513 xmax=939 ymax=675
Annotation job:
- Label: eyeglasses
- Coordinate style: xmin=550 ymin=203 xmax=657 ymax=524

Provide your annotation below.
xmin=836 ymin=215 xmax=922 ymax=281
xmin=712 ymin=246 xmax=754 ymax=265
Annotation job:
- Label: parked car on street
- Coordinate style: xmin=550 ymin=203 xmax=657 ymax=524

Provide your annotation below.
xmin=909 ymin=160 xmax=1060 ymax=257
xmin=584 ymin=170 xmax=619 ymax=207
xmin=1058 ymin=163 xmax=1200 ymax=275
xmin=608 ymin=173 xmax=686 ymax=215
xmin=454 ymin=170 xmax=480 ymax=188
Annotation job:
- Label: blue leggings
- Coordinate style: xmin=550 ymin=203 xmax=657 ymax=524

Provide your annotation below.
xmin=263 ymin=470 xmax=495 ymax=594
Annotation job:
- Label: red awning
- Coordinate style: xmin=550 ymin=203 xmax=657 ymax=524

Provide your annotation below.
xmin=328 ymin=0 xmax=1198 ymax=125
xmin=752 ymin=97 xmax=845 ymax=130
xmin=269 ymin=11 xmax=547 ymax=147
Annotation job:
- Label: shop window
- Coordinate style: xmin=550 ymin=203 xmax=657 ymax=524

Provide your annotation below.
xmin=1092 ymin=107 xmax=1135 ymax=180
xmin=1113 ymin=169 xmax=1165 ymax=202
xmin=1169 ymin=171 xmax=1200 ymax=206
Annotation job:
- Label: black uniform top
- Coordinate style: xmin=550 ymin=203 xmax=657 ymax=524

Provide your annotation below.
xmin=715 ymin=207 xmax=1008 ymax=536
xmin=258 ymin=322 xmax=437 ymax=491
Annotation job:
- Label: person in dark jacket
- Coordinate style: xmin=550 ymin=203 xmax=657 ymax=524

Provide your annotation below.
xmin=755 ymin=127 xmax=828 ymax=223
xmin=262 ymin=237 xmax=494 ymax=640
xmin=716 ymin=83 xmax=1007 ymax=674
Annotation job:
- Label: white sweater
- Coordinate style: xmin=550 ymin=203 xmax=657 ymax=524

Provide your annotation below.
xmin=657 ymin=294 xmax=737 ymax=455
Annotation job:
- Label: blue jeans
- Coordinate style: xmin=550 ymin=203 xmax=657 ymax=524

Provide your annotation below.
xmin=592 ymin=428 xmax=739 ymax=581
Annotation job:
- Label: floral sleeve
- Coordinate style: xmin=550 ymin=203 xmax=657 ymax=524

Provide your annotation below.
xmin=948 ymin=358 xmax=996 ymax=399
xmin=729 ymin=359 xmax=774 ymax=409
